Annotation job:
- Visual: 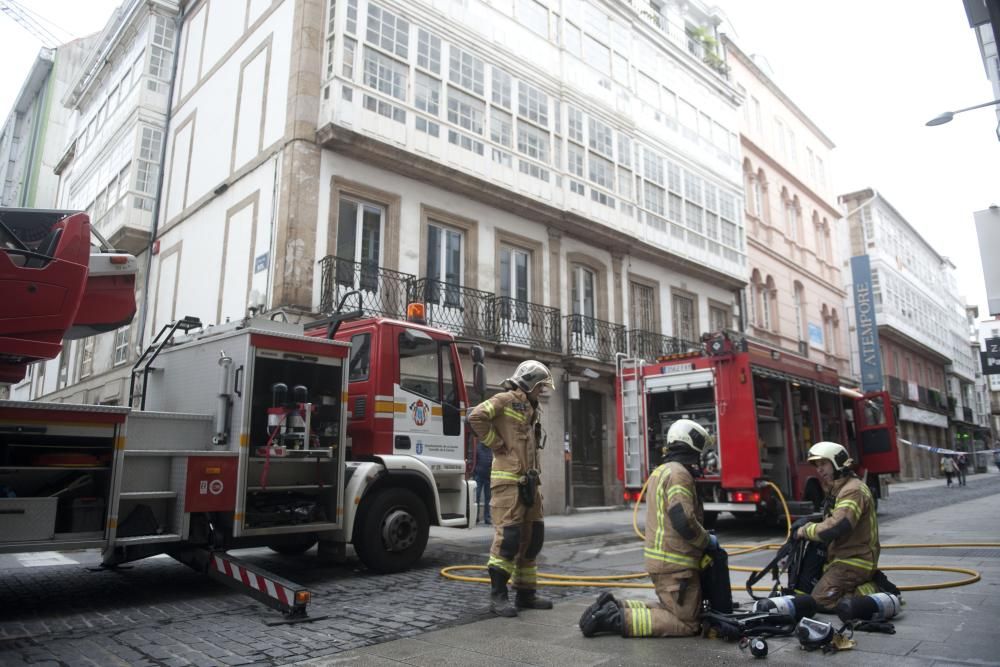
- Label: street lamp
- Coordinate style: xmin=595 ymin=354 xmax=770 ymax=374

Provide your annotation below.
xmin=925 ymin=98 xmax=1000 ymax=126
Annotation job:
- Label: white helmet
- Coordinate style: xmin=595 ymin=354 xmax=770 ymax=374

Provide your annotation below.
xmin=808 ymin=441 xmax=853 ymax=472
xmin=509 ymin=360 xmax=555 ymax=393
xmin=666 ymin=419 xmax=714 ymax=454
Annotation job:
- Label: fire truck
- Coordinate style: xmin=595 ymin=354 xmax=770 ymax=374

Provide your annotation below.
xmin=0 ymin=209 xmax=481 ymax=619
xmin=616 ymin=330 xmax=899 ymax=525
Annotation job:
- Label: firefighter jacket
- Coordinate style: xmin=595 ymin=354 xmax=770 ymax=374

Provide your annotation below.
xmin=802 ymin=475 xmax=879 ymax=573
xmin=644 ymin=461 xmax=710 ymax=574
xmin=468 ymin=388 xmax=540 ymax=487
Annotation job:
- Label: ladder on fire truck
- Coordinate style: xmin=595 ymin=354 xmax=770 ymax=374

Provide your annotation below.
xmin=617 ymin=355 xmax=646 ymax=490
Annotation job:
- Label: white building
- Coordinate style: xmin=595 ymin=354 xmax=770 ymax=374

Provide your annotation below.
xmin=139 ymin=0 xmax=745 ymax=510
xmin=10 ymin=0 xmax=180 ymax=404
xmin=840 ymin=189 xmax=980 ymax=480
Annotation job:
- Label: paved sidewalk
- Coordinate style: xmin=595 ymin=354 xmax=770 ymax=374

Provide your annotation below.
xmin=303 ymin=483 xmax=1000 ymax=666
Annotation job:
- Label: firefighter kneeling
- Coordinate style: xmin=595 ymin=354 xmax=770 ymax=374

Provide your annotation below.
xmin=468 ymin=360 xmax=555 ymax=617
xmin=795 ymin=441 xmax=884 ymax=612
xmin=580 ymin=419 xmax=717 ymax=638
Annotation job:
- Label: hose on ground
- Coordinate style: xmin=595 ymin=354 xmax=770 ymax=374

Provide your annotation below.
xmin=441 ymin=478 xmax=995 ymax=593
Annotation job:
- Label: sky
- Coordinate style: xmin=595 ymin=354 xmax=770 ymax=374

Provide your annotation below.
xmin=712 ymin=0 xmax=999 ymax=321
xmin=1 ymin=1 xmax=997 ymax=318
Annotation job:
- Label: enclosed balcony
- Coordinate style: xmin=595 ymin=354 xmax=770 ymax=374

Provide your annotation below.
xmin=494 ymin=297 xmax=561 ymax=353
xmin=318 ymin=255 xmax=414 ymax=319
xmin=627 ymin=330 xmax=700 ymax=362
xmin=565 ymin=315 xmax=626 ymax=362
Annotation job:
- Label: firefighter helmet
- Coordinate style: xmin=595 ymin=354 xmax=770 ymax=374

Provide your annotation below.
xmin=509 ymin=360 xmax=555 ymax=394
xmin=807 ymin=441 xmax=853 ymax=472
xmin=666 ymin=419 xmax=714 ymax=454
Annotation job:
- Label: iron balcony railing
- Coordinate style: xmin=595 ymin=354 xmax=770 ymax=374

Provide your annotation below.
xmin=409 ymin=278 xmax=495 ymax=340
xmin=627 ymin=330 xmax=700 ymax=362
xmin=494 ymin=297 xmax=561 ymax=353
xmin=565 ymin=314 xmax=626 ymax=362
xmin=318 ymin=255 xmax=414 ymax=318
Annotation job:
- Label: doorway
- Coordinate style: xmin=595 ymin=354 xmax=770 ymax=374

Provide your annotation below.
xmin=572 ymin=389 xmax=605 ymax=507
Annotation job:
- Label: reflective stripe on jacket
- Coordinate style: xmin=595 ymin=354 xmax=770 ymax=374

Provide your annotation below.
xmin=467 ymin=388 xmax=539 ymax=486
xmin=803 ymin=476 xmax=879 ymax=573
xmin=644 ymin=462 xmax=709 ymax=574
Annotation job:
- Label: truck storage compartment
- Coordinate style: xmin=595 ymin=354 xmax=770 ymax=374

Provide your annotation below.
xmin=0 ymin=497 xmax=58 ymax=541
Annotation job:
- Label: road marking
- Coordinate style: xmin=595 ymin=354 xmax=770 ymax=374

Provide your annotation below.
xmin=581 ymin=543 xmax=644 ymax=556
xmin=17 ymin=552 xmax=78 ymax=567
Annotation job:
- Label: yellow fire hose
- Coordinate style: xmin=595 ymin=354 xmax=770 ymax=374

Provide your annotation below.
xmin=441 ymin=478 xmax=995 ymax=593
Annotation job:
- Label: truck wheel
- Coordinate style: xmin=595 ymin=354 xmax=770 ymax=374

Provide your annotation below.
xmin=354 ymin=488 xmax=429 ymax=573
xmin=702 ymin=511 xmax=718 ymax=529
xmin=267 ymin=536 xmax=317 ymax=555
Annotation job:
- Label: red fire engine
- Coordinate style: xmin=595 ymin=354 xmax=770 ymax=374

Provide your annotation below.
xmin=616 ymin=330 xmax=899 ymax=525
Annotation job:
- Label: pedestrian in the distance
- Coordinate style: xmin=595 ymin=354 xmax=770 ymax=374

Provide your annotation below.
xmin=993 ymin=448 xmax=1000 ymax=473
xmin=940 ymin=455 xmax=956 ymax=487
xmin=956 ymin=453 xmax=968 ymax=487
xmin=473 ymin=440 xmax=493 ymax=525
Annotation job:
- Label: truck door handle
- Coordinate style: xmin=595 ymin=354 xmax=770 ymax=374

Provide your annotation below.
xmin=395 ymin=436 xmax=411 ymax=450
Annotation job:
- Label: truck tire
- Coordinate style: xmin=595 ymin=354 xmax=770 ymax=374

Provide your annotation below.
xmin=267 ymin=536 xmax=317 ymax=555
xmin=353 ymin=487 xmax=429 ymax=573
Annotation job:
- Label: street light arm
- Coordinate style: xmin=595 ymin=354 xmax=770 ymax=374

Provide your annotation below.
xmin=926 ymin=98 xmax=1000 ymax=126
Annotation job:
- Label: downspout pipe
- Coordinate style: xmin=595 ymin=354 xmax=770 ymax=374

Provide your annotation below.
xmin=136 ymin=3 xmax=187 ymax=349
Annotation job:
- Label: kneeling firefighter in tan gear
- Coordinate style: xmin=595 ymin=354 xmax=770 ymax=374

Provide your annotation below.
xmin=467 ymin=360 xmax=555 ymax=617
xmin=579 ymin=419 xmax=718 ymax=637
xmin=795 ymin=441 xmax=881 ymax=611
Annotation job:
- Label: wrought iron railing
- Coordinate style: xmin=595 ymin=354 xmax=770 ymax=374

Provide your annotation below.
xmin=409 ymin=278 xmax=495 ymax=340
xmin=627 ymin=330 xmax=700 ymax=361
xmin=565 ymin=315 xmax=626 ymax=362
xmin=494 ymin=297 xmax=561 ymax=353
xmin=318 ymin=255 xmax=415 ymax=318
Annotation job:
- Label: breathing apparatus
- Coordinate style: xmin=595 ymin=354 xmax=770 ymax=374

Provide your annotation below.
xmin=752 ymin=594 xmax=817 ymax=622
xmin=796 ymin=616 xmax=839 ymax=652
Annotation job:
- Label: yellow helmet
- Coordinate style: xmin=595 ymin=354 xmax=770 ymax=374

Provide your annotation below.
xmin=509 ymin=360 xmax=555 ymax=393
xmin=808 ymin=441 xmax=853 ymax=472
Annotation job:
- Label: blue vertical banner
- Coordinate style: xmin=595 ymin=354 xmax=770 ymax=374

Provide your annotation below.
xmin=851 ymin=255 xmax=884 ymax=392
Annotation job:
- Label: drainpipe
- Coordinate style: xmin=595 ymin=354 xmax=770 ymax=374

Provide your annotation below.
xmin=136 ymin=4 xmax=187 ymax=350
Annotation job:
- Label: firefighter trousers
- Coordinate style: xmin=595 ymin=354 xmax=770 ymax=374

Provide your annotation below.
xmin=811 ymin=563 xmax=876 ymax=611
xmin=487 ymin=483 xmax=544 ymax=590
xmin=621 ymin=570 xmax=702 ymax=637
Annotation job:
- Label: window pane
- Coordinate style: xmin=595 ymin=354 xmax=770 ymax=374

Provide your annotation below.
xmin=349 ymin=333 xmax=371 ymax=381
xmin=515 ymin=251 xmax=528 ymax=302
xmin=399 ymin=332 xmax=440 ymax=400
xmin=449 ymin=45 xmax=484 ymax=95
xmin=363 ymin=47 xmax=408 ymax=100
xmin=499 ymin=247 xmax=511 ymax=298
xmin=447 ymin=87 xmax=485 ymax=134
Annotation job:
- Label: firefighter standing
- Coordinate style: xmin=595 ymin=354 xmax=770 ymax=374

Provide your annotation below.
xmin=468 ymin=360 xmax=555 ymax=617
xmin=579 ymin=419 xmax=717 ymax=637
xmin=796 ymin=441 xmax=881 ymax=611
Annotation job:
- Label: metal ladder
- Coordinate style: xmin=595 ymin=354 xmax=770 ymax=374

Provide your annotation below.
xmin=128 ymin=316 xmax=202 ymax=409
xmin=618 ymin=356 xmax=646 ymax=490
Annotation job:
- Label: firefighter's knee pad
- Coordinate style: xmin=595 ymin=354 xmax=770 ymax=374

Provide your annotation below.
xmin=525 ymin=521 xmax=544 ymax=559
xmin=499 ymin=525 xmax=522 ymax=560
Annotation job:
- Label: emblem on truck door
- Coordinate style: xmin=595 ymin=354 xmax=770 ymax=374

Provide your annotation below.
xmin=410 ymin=399 xmax=428 ymax=426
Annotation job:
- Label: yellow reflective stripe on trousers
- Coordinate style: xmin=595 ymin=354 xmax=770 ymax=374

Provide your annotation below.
xmin=513 ymin=565 xmax=537 ymax=585
xmin=502 ymin=408 xmax=525 ymax=422
xmin=491 ymin=470 xmax=521 ymax=482
xmin=831 ymin=557 xmax=874 ymax=572
xmin=856 ymin=582 xmax=878 ymax=596
xmin=488 ymin=555 xmax=514 ymax=573
xmin=835 ymin=499 xmax=861 ymax=521
xmin=643 ymin=547 xmax=698 ymax=568
xmin=628 ymin=607 xmax=653 ymax=637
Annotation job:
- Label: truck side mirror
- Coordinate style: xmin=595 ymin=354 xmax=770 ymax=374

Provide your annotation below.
xmin=471 ymin=344 xmax=485 ymax=364
xmin=473 ymin=362 xmax=486 ymax=399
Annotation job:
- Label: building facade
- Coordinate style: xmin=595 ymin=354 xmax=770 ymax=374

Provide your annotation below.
xmin=126 ymin=0 xmax=747 ymax=512
xmin=10 ymin=0 xmax=181 ymax=406
xmin=723 ymin=36 xmax=850 ymax=380
xmin=839 ymin=189 xmax=978 ymax=480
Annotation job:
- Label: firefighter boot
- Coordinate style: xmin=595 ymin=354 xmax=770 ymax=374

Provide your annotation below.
xmin=515 ymin=588 xmax=554 ymax=610
xmin=579 ymin=600 xmax=623 ymax=637
xmin=488 ymin=566 xmax=517 ymax=617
